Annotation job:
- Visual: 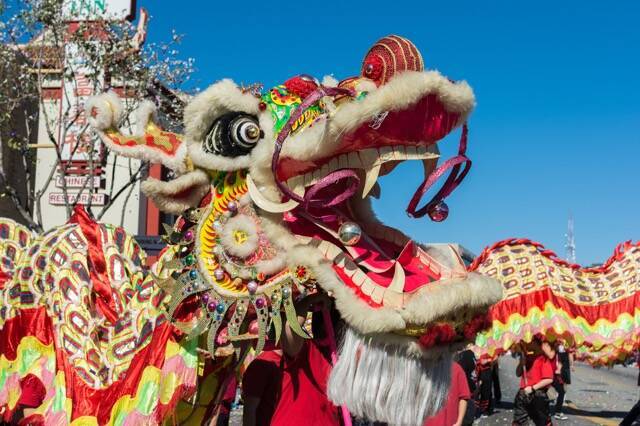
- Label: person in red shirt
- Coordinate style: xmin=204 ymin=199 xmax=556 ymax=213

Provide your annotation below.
xmin=512 ymin=338 xmax=555 ymax=426
xmin=423 ymin=361 xmax=471 ymax=426
xmin=242 ymin=293 xmax=342 ymax=426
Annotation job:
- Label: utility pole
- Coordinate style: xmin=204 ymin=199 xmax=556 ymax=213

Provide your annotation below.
xmin=565 ymin=214 xmax=576 ymax=263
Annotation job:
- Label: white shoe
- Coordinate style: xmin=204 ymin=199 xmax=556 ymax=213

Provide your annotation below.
xmin=554 ymin=413 xmax=569 ymax=420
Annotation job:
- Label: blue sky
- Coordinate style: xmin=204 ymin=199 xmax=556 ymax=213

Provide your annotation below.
xmin=139 ymin=0 xmax=640 ymax=265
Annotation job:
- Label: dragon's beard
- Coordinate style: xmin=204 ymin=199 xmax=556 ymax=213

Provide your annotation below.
xmin=328 ymin=326 xmax=452 ymax=425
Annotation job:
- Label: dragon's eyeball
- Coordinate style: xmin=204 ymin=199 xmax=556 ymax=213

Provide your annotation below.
xmin=204 ymin=112 xmax=262 ymax=157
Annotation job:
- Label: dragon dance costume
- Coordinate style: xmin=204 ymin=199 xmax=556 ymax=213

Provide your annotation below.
xmin=0 ymin=35 xmax=637 ymax=425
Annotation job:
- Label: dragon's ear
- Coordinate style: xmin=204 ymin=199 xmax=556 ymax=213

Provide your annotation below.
xmin=86 ymin=92 xmax=189 ymax=174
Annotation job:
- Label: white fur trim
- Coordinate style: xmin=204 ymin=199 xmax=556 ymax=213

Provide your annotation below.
xmin=184 ymin=79 xmax=260 ymax=145
xmin=140 ymin=169 xmax=210 ymax=214
xmin=248 ymin=70 xmax=474 ymax=191
xmin=86 ymin=91 xmax=122 ymax=130
xmin=134 ymin=100 xmax=158 ymax=134
xmin=254 ymin=254 xmax=286 ymax=275
xmin=187 ymin=143 xmax=253 ymax=171
xmin=401 ymin=272 xmax=503 ymax=326
xmin=219 ymin=214 xmax=259 ymax=258
xmin=183 ymin=79 xmax=262 ymax=171
xmin=321 ymin=75 xmax=339 ymax=87
xmin=87 ymin=95 xmax=188 ymax=174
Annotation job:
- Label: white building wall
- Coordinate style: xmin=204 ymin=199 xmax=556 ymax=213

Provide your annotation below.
xmin=33 ymin=94 xmax=142 ymax=233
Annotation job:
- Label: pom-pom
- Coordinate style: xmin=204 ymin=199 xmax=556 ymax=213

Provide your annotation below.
xmin=284 ymin=76 xmax=319 ymax=100
xmin=85 ymin=91 xmax=123 ymax=130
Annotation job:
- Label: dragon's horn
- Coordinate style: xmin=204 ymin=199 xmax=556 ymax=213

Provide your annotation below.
xmin=86 ymin=91 xmax=189 ymax=173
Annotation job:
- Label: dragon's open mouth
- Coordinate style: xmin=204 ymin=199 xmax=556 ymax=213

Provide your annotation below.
xmin=271 ymin=85 xmax=493 ymax=339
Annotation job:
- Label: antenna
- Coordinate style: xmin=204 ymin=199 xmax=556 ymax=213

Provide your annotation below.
xmin=565 ymin=214 xmax=576 ymax=263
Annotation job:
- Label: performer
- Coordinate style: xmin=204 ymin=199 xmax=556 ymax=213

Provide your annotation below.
xmin=513 ymin=339 xmax=554 ymax=426
xmin=476 ymin=356 xmax=494 ymax=417
xmin=455 ymin=350 xmax=478 ymax=425
xmin=620 ymin=352 xmax=640 ymax=426
xmin=492 ymin=359 xmax=502 ymax=405
xmin=552 ymin=344 xmax=569 ymax=420
xmin=423 ymin=361 xmax=471 ymax=426
xmin=242 ymin=293 xmax=341 ymax=426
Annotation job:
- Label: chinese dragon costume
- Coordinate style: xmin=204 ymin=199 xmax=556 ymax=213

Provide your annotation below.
xmin=0 ymin=35 xmax=637 ymax=425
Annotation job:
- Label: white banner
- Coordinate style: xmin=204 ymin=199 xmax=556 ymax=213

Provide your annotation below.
xmin=48 ymin=192 xmax=108 ymax=206
xmin=59 ymin=41 xmax=103 ymax=162
xmin=63 ymin=0 xmax=134 ymax=21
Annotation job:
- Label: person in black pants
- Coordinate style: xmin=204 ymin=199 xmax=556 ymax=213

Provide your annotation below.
xmin=513 ymin=340 xmax=555 ymax=426
xmin=492 ymin=359 xmax=502 ymax=405
xmin=477 ymin=357 xmax=494 ymax=417
xmin=455 ymin=349 xmax=478 ymax=425
xmin=620 ymin=353 xmax=640 ymax=426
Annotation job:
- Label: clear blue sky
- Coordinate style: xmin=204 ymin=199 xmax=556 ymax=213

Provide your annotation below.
xmin=139 ymin=0 xmax=640 ymax=265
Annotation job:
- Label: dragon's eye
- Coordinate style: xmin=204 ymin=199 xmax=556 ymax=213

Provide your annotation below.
xmin=204 ymin=112 xmax=262 ymax=157
xmin=232 ymin=118 xmax=261 ymax=149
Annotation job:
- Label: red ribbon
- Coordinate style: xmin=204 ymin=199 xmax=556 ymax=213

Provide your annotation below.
xmin=70 ymin=206 xmax=119 ymax=323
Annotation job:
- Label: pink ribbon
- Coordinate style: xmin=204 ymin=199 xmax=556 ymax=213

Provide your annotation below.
xmin=406 ymin=124 xmax=472 ymax=218
xmin=271 ymin=86 xmax=359 ymax=217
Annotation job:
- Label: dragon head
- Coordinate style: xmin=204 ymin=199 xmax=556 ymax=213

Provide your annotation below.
xmin=88 ymin=35 xmax=502 ymax=424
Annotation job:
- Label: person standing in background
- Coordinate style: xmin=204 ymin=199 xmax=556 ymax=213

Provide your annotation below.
xmin=513 ymin=339 xmax=555 ymax=426
xmin=620 ymin=351 xmax=640 ymax=426
xmin=492 ymin=359 xmax=502 ymax=405
xmin=476 ymin=356 xmax=494 ymax=417
xmin=455 ymin=349 xmax=477 ymax=425
xmin=553 ymin=344 xmax=571 ymax=420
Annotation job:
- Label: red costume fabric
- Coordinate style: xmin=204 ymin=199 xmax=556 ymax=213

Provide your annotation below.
xmin=520 ymin=354 xmax=554 ymax=389
xmin=423 ymin=362 xmax=471 ymax=426
xmin=242 ymin=341 xmax=340 ymax=426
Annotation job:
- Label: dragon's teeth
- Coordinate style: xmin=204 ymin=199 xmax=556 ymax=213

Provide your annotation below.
xmin=360 ymin=277 xmax=376 ymax=295
xmin=338 ymin=154 xmax=349 ymax=170
xmin=405 ymin=146 xmax=417 ymax=157
xmin=352 ymin=270 xmax=368 ymax=286
xmin=347 ymin=152 xmax=363 ymax=168
xmin=371 ymin=286 xmax=385 ymax=304
xmin=328 ymin=157 xmax=339 ymax=171
xmin=361 ymin=164 xmax=381 ymax=199
xmin=378 ymin=146 xmax=395 ymax=162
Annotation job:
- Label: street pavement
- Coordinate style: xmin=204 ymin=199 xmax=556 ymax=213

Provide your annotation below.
xmin=229 ymin=355 xmax=639 ymax=425
xmin=477 ymin=355 xmax=638 ymax=426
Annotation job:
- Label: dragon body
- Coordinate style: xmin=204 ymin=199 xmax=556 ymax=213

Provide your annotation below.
xmin=471 ymin=238 xmax=640 ymax=365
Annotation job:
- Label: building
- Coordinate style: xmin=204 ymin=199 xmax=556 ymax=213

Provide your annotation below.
xmin=2 ymin=2 xmax=179 ymax=259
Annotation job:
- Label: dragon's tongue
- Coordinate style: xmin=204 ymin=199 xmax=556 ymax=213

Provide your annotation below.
xmin=284 ymin=209 xmax=445 ymax=292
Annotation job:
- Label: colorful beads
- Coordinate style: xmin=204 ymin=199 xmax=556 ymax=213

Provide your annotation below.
xmin=214 ymin=268 xmax=225 ymax=281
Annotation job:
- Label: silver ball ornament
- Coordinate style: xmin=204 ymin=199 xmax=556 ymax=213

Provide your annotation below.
xmin=338 ymin=221 xmax=362 ymax=246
